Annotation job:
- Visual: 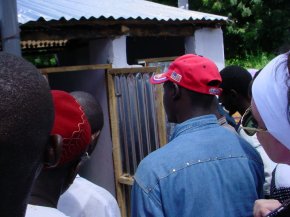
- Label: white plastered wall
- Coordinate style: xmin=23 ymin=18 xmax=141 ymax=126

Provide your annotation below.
xmin=108 ymin=35 xmax=129 ymax=68
xmin=185 ymin=27 xmax=225 ymax=71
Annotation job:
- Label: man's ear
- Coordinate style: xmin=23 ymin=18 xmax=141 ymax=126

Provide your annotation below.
xmin=172 ymin=83 xmax=181 ymax=100
xmin=87 ymin=130 xmax=101 ymax=156
xmin=43 ymin=134 xmax=62 ymax=169
xmin=229 ymin=89 xmax=238 ymax=99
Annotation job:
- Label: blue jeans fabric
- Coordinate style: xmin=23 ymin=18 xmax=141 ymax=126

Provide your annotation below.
xmin=131 ymin=115 xmax=264 ymax=217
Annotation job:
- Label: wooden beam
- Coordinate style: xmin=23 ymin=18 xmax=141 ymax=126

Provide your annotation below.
xmin=118 ymin=174 xmax=134 ymax=186
xmin=20 ymin=25 xmax=126 ymax=41
xmin=138 ymin=56 xmax=178 ymax=65
xmin=108 ymin=67 xmax=157 ymax=75
xmin=40 ymin=64 xmax=112 ymax=74
xmin=129 ymin=25 xmax=195 ymax=37
xmin=20 ymin=23 xmax=198 ymax=41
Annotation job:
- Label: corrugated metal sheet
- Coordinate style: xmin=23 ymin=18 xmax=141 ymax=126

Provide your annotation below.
xmin=17 ymin=0 xmax=227 ymax=25
xmin=113 ymin=71 xmax=161 ymax=175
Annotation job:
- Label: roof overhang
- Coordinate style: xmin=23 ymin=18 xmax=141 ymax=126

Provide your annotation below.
xmin=15 ymin=0 xmax=228 ymax=52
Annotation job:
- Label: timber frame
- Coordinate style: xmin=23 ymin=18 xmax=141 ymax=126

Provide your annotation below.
xmin=107 ymin=66 xmax=167 ymax=217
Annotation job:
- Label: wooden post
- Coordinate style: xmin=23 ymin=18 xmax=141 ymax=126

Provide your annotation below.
xmin=107 ymin=71 xmax=127 ymax=217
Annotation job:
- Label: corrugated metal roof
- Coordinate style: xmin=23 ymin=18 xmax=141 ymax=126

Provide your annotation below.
xmin=17 ymin=0 xmax=227 ymax=25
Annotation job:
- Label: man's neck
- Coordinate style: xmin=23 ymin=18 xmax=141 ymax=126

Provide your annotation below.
xmin=178 ymin=112 xmax=215 ymax=124
xmin=238 ymin=103 xmax=251 ymax=116
xmin=29 ymin=194 xmax=57 ymax=208
xmin=238 ymin=99 xmax=251 ymax=116
xmin=29 ymin=169 xmax=68 ymax=208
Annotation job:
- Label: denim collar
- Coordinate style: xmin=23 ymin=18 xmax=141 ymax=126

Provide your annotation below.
xmin=170 ymin=114 xmax=218 ymax=140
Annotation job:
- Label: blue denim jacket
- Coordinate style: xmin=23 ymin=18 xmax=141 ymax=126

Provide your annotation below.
xmin=131 ymin=115 xmax=264 ymax=217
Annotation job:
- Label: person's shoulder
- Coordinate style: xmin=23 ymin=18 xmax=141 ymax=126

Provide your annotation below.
xmin=135 ymin=148 xmax=164 ymax=175
xmin=133 ymin=146 xmax=170 ymax=190
xmin=26 ymin=204 xmax=70 ymax=217
xmin=59 ymin=176 xmax=120 ymax=216
xmin=213 ymin=127 xmax=263 ymax=165
xmin=81 ymin=178 xmax=117 ymax=200
xmin=68 ymin=176 xmax=116 ymax=199
xmin=235 ymin=133 xmax=264 ymax=165
xmin=239 ymin=128 xmax=259 ymax=148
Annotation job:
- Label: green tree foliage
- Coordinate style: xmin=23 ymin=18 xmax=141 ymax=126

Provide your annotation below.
xmin=149 ymin=0 xmax=290 ymax=58
xmin=25 ymin=53 xmax=58 ymax=68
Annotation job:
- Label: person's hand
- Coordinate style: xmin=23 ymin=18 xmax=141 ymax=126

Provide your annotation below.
xmin=253 ymin=199 xmax=282 ymax=217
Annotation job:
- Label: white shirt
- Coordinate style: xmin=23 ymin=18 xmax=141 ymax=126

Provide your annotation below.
xmin=274 ymin=164 xmax=290 ymax=188
xmin=239 ymin=128 xmax=277 ymax=195
xmin=58 ymin=176 xmax=121 ymax=217
xmin=26 ymin=204 xmax=69 ymax=217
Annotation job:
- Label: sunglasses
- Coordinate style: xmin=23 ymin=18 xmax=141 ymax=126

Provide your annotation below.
xmin=241 ymin=106 xmax=267 ymax=136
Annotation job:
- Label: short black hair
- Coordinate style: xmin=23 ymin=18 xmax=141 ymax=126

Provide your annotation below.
xmin=165 ymin=81 xmax=216 ymax=109
xmin=70 ymin=91 xmax=104 ymax=134
xmin=0 ymin=52 xmax=54 ymax=215
xmin=187 ymin=89 xmax=216 ymax=109
xmin=220 ymin=65 xmax=252 ymax=98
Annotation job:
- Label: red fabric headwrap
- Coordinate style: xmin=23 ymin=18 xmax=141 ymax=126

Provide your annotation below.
xmin=51 ymin=90 xmax=91 ymax=166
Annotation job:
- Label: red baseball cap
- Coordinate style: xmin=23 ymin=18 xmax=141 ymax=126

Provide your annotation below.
xmin=150 ymin=54 xmax=222 ymax=95
xmin=51 ymin=90 xmax=91 ymax=166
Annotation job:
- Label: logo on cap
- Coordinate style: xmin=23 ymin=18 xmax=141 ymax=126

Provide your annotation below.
xmin=170 ymin=71 xmax=182 ymax=82
xmin=152 ymin=74 xmax=167 ymax=82
xmin=209 ymin=87 xmax=221 ymax=95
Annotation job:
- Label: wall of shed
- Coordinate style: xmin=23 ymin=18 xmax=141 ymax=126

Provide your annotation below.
xmin=187 ymin=27 xmax=225 ymax=70
xmin=48 ymin=38 xmax=117 ymax=197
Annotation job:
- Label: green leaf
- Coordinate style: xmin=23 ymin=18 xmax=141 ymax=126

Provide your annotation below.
xmin=229 ymin=0 xmax=237 ymax=6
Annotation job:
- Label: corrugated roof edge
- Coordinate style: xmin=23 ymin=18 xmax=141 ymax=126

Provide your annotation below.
xmin=20 ymin=16 xmax=228 ymax=25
